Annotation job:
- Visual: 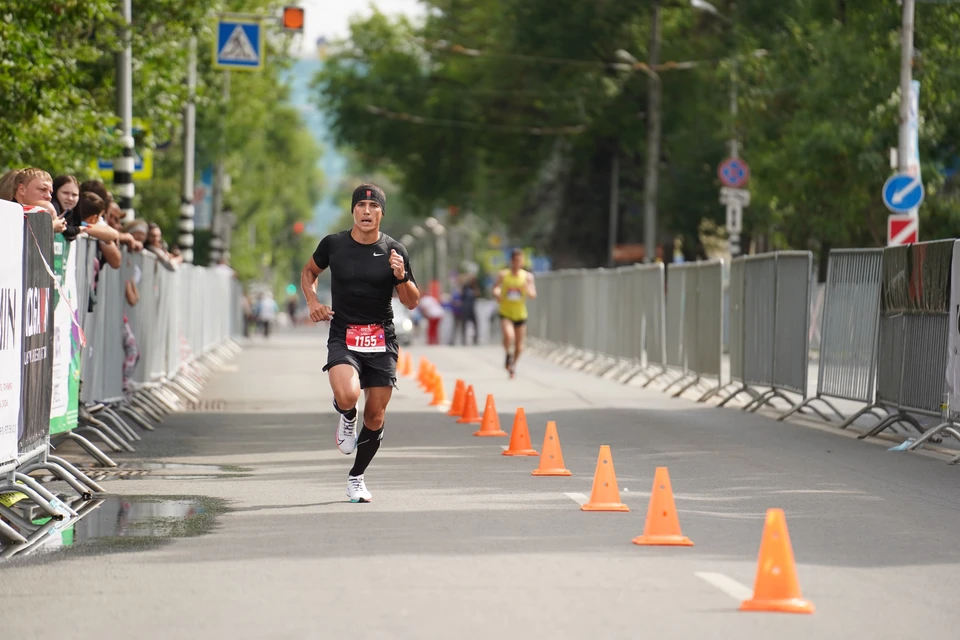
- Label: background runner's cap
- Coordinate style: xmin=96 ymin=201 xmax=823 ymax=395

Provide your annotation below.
xmin=351 ymin=184 xmax=386 ymax=213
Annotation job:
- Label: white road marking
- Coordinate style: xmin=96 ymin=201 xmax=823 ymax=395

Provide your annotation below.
xmin=694 ymin=572 xmax=753 ymax=602
xmin=501 ymin=445 xmax=509 ymax=451
xmin=564 ymin=492 xmax=589 ymax=505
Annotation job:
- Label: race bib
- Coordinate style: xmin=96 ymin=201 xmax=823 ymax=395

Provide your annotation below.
xmin=506 ymin=288 xmax=523 ymax=301
xmin=346 ymin=324 xmax=387 ymax=353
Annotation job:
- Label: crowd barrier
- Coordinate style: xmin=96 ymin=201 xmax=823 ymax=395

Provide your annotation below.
xmin=529 ymin=260 xmax=729 ymax=400
xmin=528 ymin=243 xmax=960 ymax=465
xmin=0 ymin=201 xmax=242 ymax=555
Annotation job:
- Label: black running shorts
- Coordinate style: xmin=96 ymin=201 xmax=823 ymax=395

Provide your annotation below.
xmin=323 ymin=338 xmax=399 ymax=389
xmin=500 ymin=314 xmax=527 ymax=327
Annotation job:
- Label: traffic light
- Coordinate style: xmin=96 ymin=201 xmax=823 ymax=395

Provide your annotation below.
xmin=282 ymin=6 xmax=304 ymax=32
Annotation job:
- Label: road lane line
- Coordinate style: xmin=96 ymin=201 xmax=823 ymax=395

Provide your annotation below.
xmin=694 ymin=572 xmax=753 ymax=601
xmin=565 ymin=492 xmax=589 ymax=505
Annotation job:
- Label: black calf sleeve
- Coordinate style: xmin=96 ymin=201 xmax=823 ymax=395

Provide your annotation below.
xmin=333 ymin=399 xmax=358 ymax=421
xmin=350 ymin=425 xmax=383 ymax=477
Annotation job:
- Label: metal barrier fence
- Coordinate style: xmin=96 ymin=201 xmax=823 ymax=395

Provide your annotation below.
xmin=659 ymin=260 xmax=725 ymax=399
xmin=528 ymin=243 xmax=960 ymax=466
xmin=527 ymin=260 xmax=725 ymax=398
xmin=718 ymin=251 xmax=813 ymax=413
xmin=780 ymin=249 xmax=884 ymax=424
xmin=0 ymin=211 xmax=242 ymax=554
xmin=867 ymin=240 xmax=956 ymax=449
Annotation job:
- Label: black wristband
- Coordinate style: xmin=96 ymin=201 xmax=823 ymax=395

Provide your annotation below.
xmin=397 ymin=274 xmax=410 ymax=284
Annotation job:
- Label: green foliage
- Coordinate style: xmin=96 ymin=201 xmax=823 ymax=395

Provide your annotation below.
xmin=1 ymin=0 xmax=323 ymax=290
xmin=313 ymin=0 xmax=960 ymax=267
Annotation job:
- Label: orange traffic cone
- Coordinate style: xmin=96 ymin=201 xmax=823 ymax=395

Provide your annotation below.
xmin=473 ymin=394 xmax=507 ymax=436
xmin=456 ymin=385 xmax=483 ymax=424
xmin=632 ymin=467 xmax=693 ymax=546
xmin=420 ymin=363 xmax=433 ymax=390
xmin=447 ymin=380 xmax=466 ymax=416
xmin=502 ymin=408 xmax=538 ymax=455
xmin=417 ymin=358 xmax=428 ymax=385
xmin=532 ymin=421 xmax=571 ymax=476
xmin=429 ymin=375 xmax=447 ymax=406
xmin=581 ymin=445 xmax=629 ymax=512
xmin=401 ymin=352 xmax=413 ymax=377
xmin=740 ymin=509 xmax=815 ymax=614
xmin=426 ymin=369 xmax=439 ymax=394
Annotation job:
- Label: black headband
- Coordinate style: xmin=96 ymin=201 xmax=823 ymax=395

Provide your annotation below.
xmin=351 ymin=185 xmax=386 ymax=213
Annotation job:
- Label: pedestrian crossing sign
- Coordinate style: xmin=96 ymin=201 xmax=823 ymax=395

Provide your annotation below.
xmin=215 ymin=19 xmax=264 ymax=71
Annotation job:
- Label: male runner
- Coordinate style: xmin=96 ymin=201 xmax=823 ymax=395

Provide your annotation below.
xmin=300 ymin=184 xmax=419 ymax=502
xmin=492 ymin=248 xmax=537 ymax=378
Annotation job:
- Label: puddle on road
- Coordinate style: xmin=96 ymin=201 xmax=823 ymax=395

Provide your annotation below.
xmin=35 ymin=461 xmax=252 ymax=482
xmin=0 ymin=494 xmax=226 ymax=563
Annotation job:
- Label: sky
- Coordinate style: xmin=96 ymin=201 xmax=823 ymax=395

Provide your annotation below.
xmin=294 ymin=0 xmax=427 ymax=56
xmin=279 ymin=1 xmax=427 ymax=234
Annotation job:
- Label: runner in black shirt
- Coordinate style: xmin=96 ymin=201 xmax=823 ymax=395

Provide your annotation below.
xmin=300 ymin=183 xmax=420 ymax=503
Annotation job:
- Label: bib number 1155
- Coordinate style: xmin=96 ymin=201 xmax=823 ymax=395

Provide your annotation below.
xmin=346 ymin=324 xmax=387 ymax=353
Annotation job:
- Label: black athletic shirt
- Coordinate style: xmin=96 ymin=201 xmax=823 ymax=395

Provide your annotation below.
xmin=312 ymin=230 xmax=415 ymax=341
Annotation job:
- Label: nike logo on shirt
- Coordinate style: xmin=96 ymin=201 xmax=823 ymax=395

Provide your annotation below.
xmin=373 ymin=252 xmax=384 ymax=256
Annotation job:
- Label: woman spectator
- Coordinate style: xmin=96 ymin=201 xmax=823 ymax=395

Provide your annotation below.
xmin=52 ymin=175 xmax=80 ymax=216
xmin=52 ymin=175 xmax=82 ymax=240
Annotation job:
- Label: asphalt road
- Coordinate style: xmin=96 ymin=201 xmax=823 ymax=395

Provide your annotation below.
xmin=3 ymin=328 xmax=960 ymax=639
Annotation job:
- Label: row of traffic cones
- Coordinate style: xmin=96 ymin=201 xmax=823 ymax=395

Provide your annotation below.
xmin=397 ymin=348 xmax=814 ymax=614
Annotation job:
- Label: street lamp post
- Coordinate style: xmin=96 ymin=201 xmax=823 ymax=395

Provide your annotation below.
xmin=690 ymin=1 xmax=735 ymax=157
xmin=691 ymin=0 xmax=744 ymax=256
xmin=614 ymin=46 xmax=660 ymax=265
xmin=898 ymin=0 xmax=915 ymax=178
xmin=617 ymin=1 xmax=663 ymax=265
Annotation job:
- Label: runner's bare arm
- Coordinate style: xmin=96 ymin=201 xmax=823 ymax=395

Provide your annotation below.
xmin=391 ymin=249 xmax=420 ymax=310
xmin=491 ymin=271 xmax=505 ymax=302
xmin=525 ymin=272 xmax=537 ymax=299
xmin=301 ymin=256 xmax=333 ymax=322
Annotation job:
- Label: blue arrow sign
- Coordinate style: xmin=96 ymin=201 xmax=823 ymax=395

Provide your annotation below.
xmin=215 ymin=20 xmax=263 ymax=71
xmin=883 ymin=173 xmax=924 ymax=214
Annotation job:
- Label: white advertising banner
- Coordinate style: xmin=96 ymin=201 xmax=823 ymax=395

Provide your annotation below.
xmin=50 ymin=236 xmax=77 ymax=421
xmin=0 ymin=200 xmax=25 ymax=463
xmin=947 ymin=240 xmax=960 ymax=418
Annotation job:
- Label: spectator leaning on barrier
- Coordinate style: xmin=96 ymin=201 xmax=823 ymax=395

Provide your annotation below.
xmin=52 ymin=175 xmax=81 ymax=241
xmin=4 ymin=167 xmax=66 ymax=234
xmin=78 ymin=180 xmax=123 ymax=271
xmin=52 ymin=174 xmax=80 ymax=216
xmin=104 ymin=200 xmax=142 ymax=253
xmin=145 ymin=222 xmax=180 ymax=271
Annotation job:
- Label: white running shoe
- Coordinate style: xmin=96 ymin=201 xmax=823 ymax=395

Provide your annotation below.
xmin=347 ymin=475 xmax=373 ymax=503
xmin=336 ymin=411 xmax=358 ymax=455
